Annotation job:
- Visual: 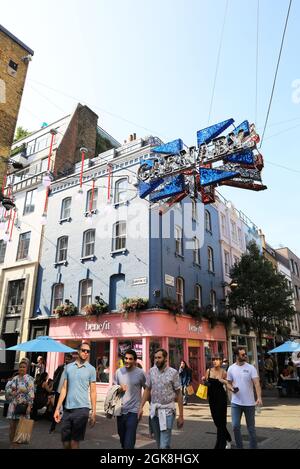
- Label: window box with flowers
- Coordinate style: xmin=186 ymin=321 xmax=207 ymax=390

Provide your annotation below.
xmin=53 ymin=301 xmax=78 ymax=318
xmin=161 ymin=297 xmax=183 ymax=318
xmin=120 ymin=297 xmax=149 ymax=319
xmin=83 ymin=297 xmax=109 ymax=317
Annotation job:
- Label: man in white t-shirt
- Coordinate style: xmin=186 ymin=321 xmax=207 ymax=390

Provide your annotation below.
xmin=227 ymin=347 xmax=262 ymax=449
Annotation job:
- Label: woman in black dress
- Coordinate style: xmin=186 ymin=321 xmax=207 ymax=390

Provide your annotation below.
xmin=203 ymin=354 xmax=233 ymax=449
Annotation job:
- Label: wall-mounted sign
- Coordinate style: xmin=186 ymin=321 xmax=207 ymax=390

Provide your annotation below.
xmin=189 ymin=323 xmax=202 ymax=334
xmin=165 ymin=274 xmax=175 ymax=286
xmin=85 ymin=321 xmax=111 ymax=332
xmin=132 ymin=277 xmax=147 ymax=286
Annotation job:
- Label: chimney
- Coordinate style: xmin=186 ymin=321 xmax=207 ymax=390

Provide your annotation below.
xmin=133 ymin=133 xmax=136 ymax=140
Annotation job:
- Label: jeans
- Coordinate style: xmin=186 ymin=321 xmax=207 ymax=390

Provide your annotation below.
xmin=117 ymin=412 xmax=138 ymax=449
xmin=231 ymin=404 xmax=257 ymax=449
xmin=151 ymin=414 xmax=175 ymax=449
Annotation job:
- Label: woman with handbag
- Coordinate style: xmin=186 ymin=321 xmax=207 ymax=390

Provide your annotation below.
xmin=179 ymin=360 xmax=192 ymax=405
xmin=5 ymin=360 xmax=35 ymax=444
xmin=203 ymin=354 xmax=233 ymax=449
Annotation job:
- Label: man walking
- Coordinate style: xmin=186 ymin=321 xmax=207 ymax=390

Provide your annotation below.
xmin=113 ymin=349 xmax=146 ymax=449
xmin=49 ymin=353 xmax=73 ymax=433
xmin=54 ymin=342 xmax=96 ymax=449
xmin=227 ymin=347 xmax=262 ymax=449
xmin=138 ymin=348 xmax=184 ymax=449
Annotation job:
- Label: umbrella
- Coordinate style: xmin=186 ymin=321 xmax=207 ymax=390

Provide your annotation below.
xmin=268 ymin=340 xmax=300 ymax=354
xmin=5 ymin=336 xmax=76 ymax=353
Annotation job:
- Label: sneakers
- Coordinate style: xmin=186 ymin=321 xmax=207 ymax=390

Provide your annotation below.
xmin=225 ymin=442 xmax=231 ymax=449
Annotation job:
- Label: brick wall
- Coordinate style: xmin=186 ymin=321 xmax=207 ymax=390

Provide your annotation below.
xmin=0 ymin=30 xmax=31 ymax=189
xmin=55 ymin=104 xmax=98 ymax=176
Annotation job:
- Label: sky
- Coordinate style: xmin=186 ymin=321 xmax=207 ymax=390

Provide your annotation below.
xmin=2 ymin=0 xmax=300 ymax=255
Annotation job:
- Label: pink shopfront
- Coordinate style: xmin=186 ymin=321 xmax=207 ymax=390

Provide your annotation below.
xmin=48 ymin=310 xmax=227 ymax=397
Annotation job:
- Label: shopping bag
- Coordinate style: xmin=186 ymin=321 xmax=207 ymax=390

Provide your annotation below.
xmin=196 ymin=383 xmax=208 ymax=400
xmin=186 ymin=384 xmax=194 ymax=396
xmin=13 ymin=417 xmax=34 ymax=444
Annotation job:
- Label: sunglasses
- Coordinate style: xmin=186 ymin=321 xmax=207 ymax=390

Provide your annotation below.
xmin=80 ymin=349 xmax=90 ymax=354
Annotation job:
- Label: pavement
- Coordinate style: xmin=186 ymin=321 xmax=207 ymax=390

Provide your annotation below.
xmin=0 ymin=388 xmax=300 ymax=450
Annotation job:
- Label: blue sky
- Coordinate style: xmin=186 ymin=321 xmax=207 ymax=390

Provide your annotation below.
xmin=2 ymin=0 xmax=300 ymax=254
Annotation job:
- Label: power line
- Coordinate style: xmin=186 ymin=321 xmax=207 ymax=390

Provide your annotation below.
xmin=207 ymin=0 xmax=229 ymax=125
xmin=260 ymin=0 xmax=293 ymax=148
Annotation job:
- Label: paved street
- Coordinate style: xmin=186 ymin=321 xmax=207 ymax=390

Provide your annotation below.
xmin=0 ymin=390 xmax=299 ymax=450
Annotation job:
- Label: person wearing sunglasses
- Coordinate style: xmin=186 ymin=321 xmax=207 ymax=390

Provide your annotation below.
xmin=227 ymin=347 xmax=262 ymax=449
xmin=54 ymin=342 xmax=97 ymax=449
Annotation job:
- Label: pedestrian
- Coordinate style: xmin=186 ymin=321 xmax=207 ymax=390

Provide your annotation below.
xmin=31 ymin=356 xmax=46 ymax=378
xmin=49 ymin=353 xmax=73 ymax=433
xmin=221 ymin=358 xmax=229 ymax=371
xmin=5 ymin=360 xmax=35 ymax=446
xmin=138 ymin=348 xmax=184 ymax=449
xmin=53 ymin=342 xmax=97 ymax=449
xmin=292 ymin=351 xmax=300 ymax=379
xmin=264 ymin=355 xmax=274 ymax=385
xmin=113 ymin=349 xmax=146 ymax=449
xmin=227 ymin=347 xmax=262 ymax=449
xmin=203 ymin=354 xmax=232 ymax=449
xmin=178 ymin=360 xmax=192 ymax=405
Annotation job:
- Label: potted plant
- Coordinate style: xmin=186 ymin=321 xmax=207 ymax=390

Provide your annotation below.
xmin=161 ymin=297 xmax=183 ymax=317
xmin=120 ymin=297 xmax=149 ymax=318
xmin=185 ymin=300 xmax=204 ymax=322
xmin=53 ymin=300 xmax=78 ymax=318
xmin=203 ymin=305 xmax=217 ymax=328
xmin=83 ymin=296 xmax=109 ymax=317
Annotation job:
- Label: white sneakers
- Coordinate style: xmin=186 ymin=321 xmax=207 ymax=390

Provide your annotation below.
xmin=225 ymin=442 xmax=231 ymax=449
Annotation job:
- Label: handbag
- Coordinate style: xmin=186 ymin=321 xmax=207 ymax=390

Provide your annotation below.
xmin=196 ymin=383 xmax=208 ymax=400
xmin=14 ymin=403 xmax=28 ymax=416
xmin=13 ymin=417 xmax=34 ymax=444
xmin=186 ymin=384 xmax=194 ymax=396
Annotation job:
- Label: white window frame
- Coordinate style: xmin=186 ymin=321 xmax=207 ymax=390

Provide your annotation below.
xmin=80 ymin=279 xmax=93 ymax=310
xmin=0 ymin=239 xmax=7 ymax=263
xmin=82 ymin=229 xmax=95 ymax=257
xmin=231 ymin=220 xmax=237 ymax=242
xmin=221 ymin=213 xmax=227 ymax=236
xmin=56 ymin=236 xmax=68 ymax=263
xmin=224 ymin=250 xmax=230 ymax=275
xmin=176 ymin=277 xmax=184 ymax=308
xmin=195 ymin=284 xmax=202 ymax=307
xmin=114 ymin=178 xmax=128 ymax=204
xmin=61 ymin=197 xmax=72 ymax=220
xmin=210 ymin=290 xmax=217 ymax=312
xmin=208 ymin=247 xmax=214 ymax=272
xmin=16 ymin=232 xmax=31 ymax=260
xmin=192 ymin=199 xmax=197 ymax=221
xmin=205 ymin=210 xmax=212 ymax=232
xmin=86 ymin=188 xmax=98 ymax=213
xmin=113 ymin=221 xmax=126 ymax=251
xmin=24 ymin=189 xmax=36 ymax=215
xmin=53 ymin=283 xmax=64 ymax=309
xmin=193 ymin=237 xmax=200 ymax=264
xmin=175 ymin=225 xmax=183 ymax=256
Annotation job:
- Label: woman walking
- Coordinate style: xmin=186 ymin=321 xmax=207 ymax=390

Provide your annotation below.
xmin=203 ymin=354 xmax=232 ymax=449
xmin=179 ymin=360 xmax=192 ymax=405
xmin=5 ymin=360 xmax=35 ymax=445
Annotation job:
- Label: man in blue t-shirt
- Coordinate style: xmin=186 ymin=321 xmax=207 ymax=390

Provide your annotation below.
xmin=54 ymin=342 xmax=96 ymax=449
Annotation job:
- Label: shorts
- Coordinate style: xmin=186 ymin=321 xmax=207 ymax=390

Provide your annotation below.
xmin=61 ymin=408 xmax=90 ymax=442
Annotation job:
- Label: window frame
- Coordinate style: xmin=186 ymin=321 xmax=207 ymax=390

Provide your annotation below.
xmin=60 ymin=197 xmax=72 ymax=221
xmin=56 ymin=236 xmax=68 ymax=263
xmin=86 ymin=188 xmax=98 ymax=213
xmin=114 ymin=178 xmax=128 ymax=205
xmin=175 ymin=225 xmax=183 ymax=256
xmin=176 ymin=277 xmax=184 ymax=309
xmin=82 ymin=229 xmax=96 ymax=258
xmin=193 ymin=237 xmax=200 ymax=265
xmin=23 ymin=188 xmax=37 ymax=215
xmin=205 ymin=210 xmax=212 ymax=232
xmin=80 ymin=279 xmax=93 ymax=310
xmin=16 ymin=231 xmax=31 ymax=260
xmin=0 ymin=239 xmax=7 ymax=263
xmin=208 ymin=246 xmax=214 ymax=273
xmin=52 ymin=283 xmax=64 ymax=310
xmin=112 ymin=221 xmax=127 ymax=252
xmin=195 ymin=284 xmax=202 ymax=307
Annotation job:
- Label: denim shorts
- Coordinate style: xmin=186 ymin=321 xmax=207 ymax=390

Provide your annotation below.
xmin=61 ymin=408 xmax=90 ymax=442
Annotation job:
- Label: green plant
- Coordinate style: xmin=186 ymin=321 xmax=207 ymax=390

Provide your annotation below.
xmin=83 ymin=297 xmax=109 ymax=316
xmin=120 ymin=297 xmax=149 ymax=318
xmin=161 ymin=297 xmax=183 ymax=316
xmin=53 ymin=301 xmax=78 ymax=317
xmin=185 ymin=300 xmax=204 ymax=321
xmin=203 ymin=305 xmax=217 ymax=328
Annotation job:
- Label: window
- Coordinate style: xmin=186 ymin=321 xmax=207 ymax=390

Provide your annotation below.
xmin=237 ymin=228 xmax=243 ymax=248
xmin=208 ymin=247 xmax=214 ymax=272
xmin=6 ymin=279 xmax=25 ymax=315
xmin=80 ymin=279 xmax=93 ymax=310
xmin=115 ymin=178 xmax=128 ymax=204
xmin=195 ymin=284 xmax=202 ymax=307
xmin=294 ymin=285 xmax=299 ymax=301
xmin=56 ymin=236 xmax=68 ymax=263
xmin=295 ymin=262 xmax=299 ymax=277
xmin=230 ymin=220 xmax=237 ymax=242
xmin=112 ymin=221 xmax=126 ymax=251
xmin=224 ymin=250 xmax=230 ymax=275
xmin=175 ymin=226 xmax=183 ymax=256
xmin=176 ymin=277 xmax=184 ymax=309
xmin=82 ymin=230 xmax=95 ymax=257
xmin=7 ymin=59 xmax=18 ymax=77
xmin=86 ymin=188 xmax=98 ymax=213
xmin=61 ymin=197 xmax=71 ymax=220
xmin=221 ymin=214 xmax=227 ymax=236
xmin=53 ymin=284 xmax=64 ymax=309
xmin=290 ymin=259 xmax=295 ymax=274
xmin=16 ymin=232 xmax=31 ymax=260
xmin=24 ymin=189 xmax=36 ymax=214
xmin=193 ymin=237 xmax=200 ymax=264
xmin=205 ymin=210 xmax=212 ymax=232
xmin=210 ymin=290 xmax=217 ymax=312
xmin=0 ymin=239 xmax=7 ymax=263
xmin=192 ymin=199 xmax=197 ymax=221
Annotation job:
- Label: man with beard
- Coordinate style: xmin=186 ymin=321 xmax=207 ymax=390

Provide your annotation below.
xmin=227 ymin=347 xmax=262 ymax=449
xmin=138 ymin=348 xmax=184 ymax=449
xmin=113 ymin=349 xmax=146 ymax=449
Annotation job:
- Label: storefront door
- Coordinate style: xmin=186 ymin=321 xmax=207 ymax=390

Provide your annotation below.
xmin=188 ymin=347 xmax=200 ymax=388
